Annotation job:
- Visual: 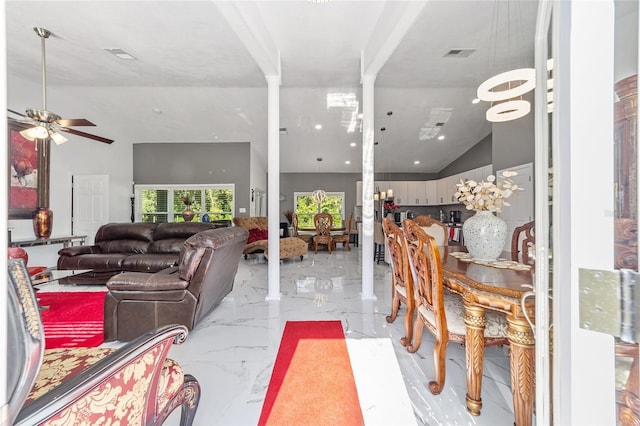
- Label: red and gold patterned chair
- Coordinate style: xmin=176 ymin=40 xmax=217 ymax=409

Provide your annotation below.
xmin=7 ymin=259 xmax=200 ymax=426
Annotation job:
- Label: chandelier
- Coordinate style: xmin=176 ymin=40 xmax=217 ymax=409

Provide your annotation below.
xmin=312 ymin=189 xmax=326 ymax=204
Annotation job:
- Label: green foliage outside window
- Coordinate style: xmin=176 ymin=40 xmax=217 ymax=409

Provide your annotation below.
xmin=295 ymin=193 xmax=344 ymax=228
xmin=140 ymin=186 xmax=233 ymax=223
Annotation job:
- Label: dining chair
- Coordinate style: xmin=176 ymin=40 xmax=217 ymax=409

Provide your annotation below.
xmin=332 ymin=214 xmax=352 ymax=251
xmin=291 ymin=212 xmax=312 ymax=247
xmin=382 ymin=218 xmax=414 ymax=346
xmin=313 ymin=212 xmax=334 ymax=254
xmin=402 ymin=219 xmax=509 ymax=395
xmin=413 ymin=215 xmax=449 ymax=258
xmin=374 ymin=221 xmax=386 ymax=263
xmin=511 ymin=220 xmax=535 ymax=264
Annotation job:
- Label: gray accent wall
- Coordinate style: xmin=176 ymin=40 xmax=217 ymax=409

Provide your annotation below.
xmin=438 ymin=134 xmax=493 ymax=178
xmin=491 ymin=92 xmax=536 ymax=172
xmin=133 ymin=142 xmax=251 ymax=215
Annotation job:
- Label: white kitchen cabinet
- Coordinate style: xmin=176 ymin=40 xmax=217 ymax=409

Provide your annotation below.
xmin=392 ymin=181 xmax=408 ymax=205
xmin=425 ymin=181 xmax=437 ymax=205
xmin=356 ymin=181 xmax=362 ymax=206
xmin=404 ymin=181 xmax=426 ymax=205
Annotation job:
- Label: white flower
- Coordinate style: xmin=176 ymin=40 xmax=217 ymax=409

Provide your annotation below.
xmin=454 ymin=170 xmax=523 ymax=212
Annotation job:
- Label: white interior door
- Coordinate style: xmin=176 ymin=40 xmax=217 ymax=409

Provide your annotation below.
xmin=72 ymin=175 xmax=109 ymax=244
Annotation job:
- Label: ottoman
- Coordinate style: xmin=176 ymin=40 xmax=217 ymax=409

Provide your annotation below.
xmin=264 ymin=237 xmax=308 ymax=261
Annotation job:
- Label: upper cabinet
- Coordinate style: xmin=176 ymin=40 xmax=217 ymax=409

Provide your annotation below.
xmin=356 ymin=165 xmax=492 ymax=207
xmin=392 ymin=181 xmax=409 ymax=205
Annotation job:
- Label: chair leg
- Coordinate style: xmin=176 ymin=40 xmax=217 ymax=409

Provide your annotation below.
xmin=386 ymin=290 xmax=400 ymax=323
xmin=407 ymin=317 xmax=425 ymax=353
xmin=429 ymin=333 xmax=450 ymax=395
xmin=179 ymin=374 xmax=201 ymax=426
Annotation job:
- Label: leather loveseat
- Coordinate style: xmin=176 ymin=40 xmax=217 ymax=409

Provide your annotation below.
xmin=104 ymin=226 xmax=248 ymax=341
xmin=57 ymin=222 xmax=218 ymax=284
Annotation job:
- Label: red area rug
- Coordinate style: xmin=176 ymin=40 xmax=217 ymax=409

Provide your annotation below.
xmin=258 ymin=320 xmax=364 ymax=426
xmin=37 ymin=292 xmax=106 ymax=349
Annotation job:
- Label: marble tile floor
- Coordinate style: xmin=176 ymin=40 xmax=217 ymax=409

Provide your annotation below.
xmin=40 ymin=248 xmax=517 ymax=426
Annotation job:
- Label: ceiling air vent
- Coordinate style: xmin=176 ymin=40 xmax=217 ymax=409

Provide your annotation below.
xmin=279 ymin=127 xmax=288 ymax=135
xmin=443 ymin=48 xmax=476 ymax=58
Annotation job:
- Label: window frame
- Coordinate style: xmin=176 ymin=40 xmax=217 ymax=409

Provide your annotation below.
xmin=293 ymin=191 xmax=345 ymax=229
xmin=135 ymin=183 xmax=235 ymax=223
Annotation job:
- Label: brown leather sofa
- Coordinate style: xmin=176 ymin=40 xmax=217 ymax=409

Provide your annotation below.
xmin=57 ymin=222 xmax=218 ymax=284
xmin=103 ymin=226 xmax=248 ymax=341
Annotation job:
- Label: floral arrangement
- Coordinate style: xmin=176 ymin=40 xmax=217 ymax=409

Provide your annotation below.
xmin=384 ymin=200 xmax=400 ymax=211
xmin=181 ymin=191 xmax=194 ymax=206
xmin=455 ymin=170 xmax=523 ymax=212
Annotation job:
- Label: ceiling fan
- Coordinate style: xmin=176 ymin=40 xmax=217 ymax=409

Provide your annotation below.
xmin=8 ymin=27 xmax=113 ymax=145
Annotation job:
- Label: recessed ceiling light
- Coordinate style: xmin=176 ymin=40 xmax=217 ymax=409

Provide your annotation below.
xmin=315 ymin=124 xmax=322 ymax=130
xmin=345 ymin=160 xmax=351 ymax=165
xmin=472 ymin=98 xmax=481 ymax=104
xmin=438 ymin=135 xmax=445 ymax=141
xmin=350 ymin=142 xmax=356 ymax=147
xmin=414 ymin=161 xmax=420 ymax=165
xmin=152 ymin=107 xmax=162 ymax=114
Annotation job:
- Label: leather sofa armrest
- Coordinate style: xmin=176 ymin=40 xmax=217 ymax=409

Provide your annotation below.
xmin=107 ymin=268 xmax=188 ymax=292
xmin=58 ymin=245 xmax=101 ymax=256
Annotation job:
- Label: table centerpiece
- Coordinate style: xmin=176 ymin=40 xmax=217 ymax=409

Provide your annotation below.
xmin=455 ymin=170 xmax=523 ymax=261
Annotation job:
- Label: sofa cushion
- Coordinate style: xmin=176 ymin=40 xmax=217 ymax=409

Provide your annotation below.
xmin=148 ymin=239 xmax=186 ymax=254
xmin=94 ymin=223 xmax=157 ymax=243
xmin=96 ymin=239 xmax=150 ymax=254
xmin=57 ymin=253 xmax=129 ymax=271
xmin=121 ymin=254 xmax=179 ymax=272
xmin=247 ymin=228 xmax=268 ymax=244
xmin=153 ymin=222 xmax=215 ymax=240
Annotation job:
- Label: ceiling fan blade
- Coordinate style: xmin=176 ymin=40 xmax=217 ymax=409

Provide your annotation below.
xmin=59 ymin=127 xmax=114 ymax=144
xmin=56 ymin=118 xmax=96 ymax=127
xmin=8 ymin=108 xmax=28 ymax=118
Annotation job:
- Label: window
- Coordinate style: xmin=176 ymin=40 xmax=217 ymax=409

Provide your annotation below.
xmin=136 ymin=184 xmax=234 ymax=223
xmin=294 ymin=192 xmax=345 ymax=228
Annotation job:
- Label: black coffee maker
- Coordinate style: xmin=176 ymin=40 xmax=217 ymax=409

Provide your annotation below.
xmin=450 ymin=210 xmax=461 ymax=223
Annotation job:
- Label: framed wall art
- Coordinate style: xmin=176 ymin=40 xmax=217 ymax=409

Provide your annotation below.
xmin=8 ymin=120 xmax=49 ymax=219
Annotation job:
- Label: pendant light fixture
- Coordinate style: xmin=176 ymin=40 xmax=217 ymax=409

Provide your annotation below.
xmin=476 ymin=2 xmax=535 ymax=123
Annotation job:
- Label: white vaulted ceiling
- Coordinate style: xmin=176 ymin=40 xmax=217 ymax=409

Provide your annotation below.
xmin=5 ymin=0 xmax=538 ymax=173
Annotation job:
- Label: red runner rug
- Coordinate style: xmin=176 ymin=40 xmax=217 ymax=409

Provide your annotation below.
xmin=258 ymin=320 xmax=364 ymax=426
xmin=37 ymin=292 xmax=106 ymax=349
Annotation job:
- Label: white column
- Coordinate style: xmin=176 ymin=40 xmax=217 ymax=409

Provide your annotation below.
xmin=266 ymin=74 xmax=280 ymax=301
xmin=361 ymin=74 xmax=376 ymax=300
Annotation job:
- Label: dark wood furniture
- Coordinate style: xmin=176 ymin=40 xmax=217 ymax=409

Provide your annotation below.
xmin=511 ymin=220 xmax=535 ymax=265
xmin=442 ymin=249 xmax=535 ymax=426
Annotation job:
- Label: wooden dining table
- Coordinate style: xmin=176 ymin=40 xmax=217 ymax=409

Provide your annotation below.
xmin=442 ymin=249 xmax=535 ymax=426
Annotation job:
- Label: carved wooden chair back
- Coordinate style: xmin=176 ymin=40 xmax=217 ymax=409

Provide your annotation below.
xmin=313 ymin=212 xmax=334 ymax=253
xmin=413 ymin=215 xmax=448 ymax=257
xmin=382 ymin=217 xmax=414 ymax=346
xmin=511 ymin=220 xmax=535 ymax=264
xmin=402 ymin=219 xmax=452 ymax=394
xmin=332 ymin=214 xmax=352 ymax=250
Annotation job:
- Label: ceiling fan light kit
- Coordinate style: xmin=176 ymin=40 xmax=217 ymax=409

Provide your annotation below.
xmin=8 ymin=27 xmax=113 ymax=144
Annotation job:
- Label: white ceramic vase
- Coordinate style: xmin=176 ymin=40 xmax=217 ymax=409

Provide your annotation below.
xmin=462 ymin=210 xmax=508 ymax=261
